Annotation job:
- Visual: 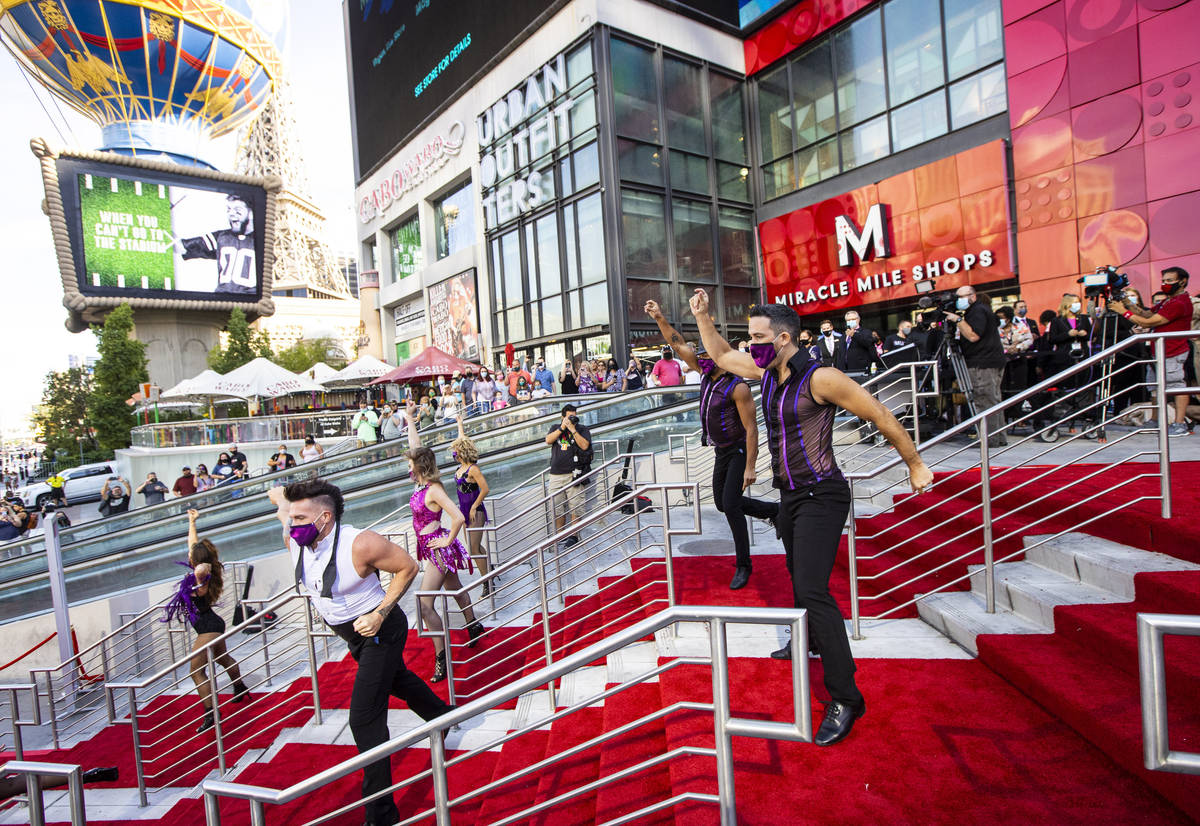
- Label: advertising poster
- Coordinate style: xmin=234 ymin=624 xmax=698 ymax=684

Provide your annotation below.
xmin=77 ymin=173 xmax=260 ymax=296
xmin=428 ymin=270 xmax=481 ymax=362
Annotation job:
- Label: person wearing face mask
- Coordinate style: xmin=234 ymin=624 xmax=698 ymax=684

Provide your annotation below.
xmin=943 ymin=286 xmax=1009 ymax=447
xmin=841 ymin=311 xmax=881 ymax=376
xmin=1109 ymin=266 xmax=1193 ymax=435
xmin=646 ymin=300 xmax=778 ymax=589
xmin=689 ymin=289 xmax=932 ymax=746
xmin=883 ymin=321 xmax=915 ymax=353
xmin=1013 ymin=300 xmax=1040 ymax=337
xmin=473 ymin=368 xmax=498 ymax=414
xmin=651 ymin=345 xmax=685 ymax=386
xmin=452 ymin=412 xmax=492 ymax=593
xmin=622 ymin=357 xmax=646 ymax=391
xmin=559 ymin=362 xmax=578 ymax=395
xmin=269 ymin=479 xmax=454 ymax=826
xmin=533 ymin=360 xmax=555 ymax=394
xmin=351 ymin=400 xmax=380 ymax=448
xmin=815 ymin=320 xmax=846 ymax=369
xmin=795 ymin=330 xmax=817 ymax=361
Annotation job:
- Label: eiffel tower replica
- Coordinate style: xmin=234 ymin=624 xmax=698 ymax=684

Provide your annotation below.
xmin=235 ymin=79 xmax=358 ymax=354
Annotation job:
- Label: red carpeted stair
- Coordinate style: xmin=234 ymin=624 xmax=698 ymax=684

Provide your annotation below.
xmin=977 ymin=570 xmax=1200 ymax=822
xmin=592 ymin=682 xmax=673 ymax=824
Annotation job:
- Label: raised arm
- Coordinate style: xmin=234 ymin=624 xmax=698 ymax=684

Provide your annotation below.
xmin=267 ymin=485 xmax=291 ymax=547
xmin=688 ymin=288 xmax=762 ymax=380
xmin=404 ymin=400 xmax=422 ymax=447
xmin=644 ymin=300 xmax=700 ymax=372
xmin=810 ymin=367 xmax=932 ymax=492
xmin=350 ymin=530 xmax=420 ymax=638
xmin=187 ymin=508 xmax=200 ymax=548
xmin=456 ymin=411 xmax=466 ymax=441
xmin=731 ymin=383 xmax=760 ymax=491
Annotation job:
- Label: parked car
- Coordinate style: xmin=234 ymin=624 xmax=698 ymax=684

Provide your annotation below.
xmin=18 ymin=462 xmax=117 ymax=507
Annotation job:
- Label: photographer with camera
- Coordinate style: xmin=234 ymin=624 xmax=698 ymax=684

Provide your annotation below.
xmin=943 ymin=286 xmax=1008 ymax=446
xmin=1109 ymin=266 xmax=1193 ymax=436
xmin=545 ymin=404 xmax=592 ymax=549
xmin=0 ymin=499 xmax=28 ymax=542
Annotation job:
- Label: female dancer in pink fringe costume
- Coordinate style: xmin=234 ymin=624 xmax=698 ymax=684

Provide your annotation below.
xmin=403 ymin=402 xmax=484 ymax=682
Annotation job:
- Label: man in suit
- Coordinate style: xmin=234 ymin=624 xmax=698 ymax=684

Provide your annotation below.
xmin=816 ymin=320 xmax=845 ymax=369
xmin=842 ymin=311 xmax=880 ymax=375
xmin=1014 ymin=301 xmax=1039 ymax=337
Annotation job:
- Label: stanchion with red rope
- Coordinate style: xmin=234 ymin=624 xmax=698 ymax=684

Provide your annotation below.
xmin=0 ymin=627 xmax=104 ymax=683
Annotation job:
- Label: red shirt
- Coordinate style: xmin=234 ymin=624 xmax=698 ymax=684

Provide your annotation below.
xmin=651 ymin=358 xmax=684 ymax=386
xmin=1153 ymin=292 xmax=1192 ymax=357
xmin=173 ymin=474 xmax=196 ymax=497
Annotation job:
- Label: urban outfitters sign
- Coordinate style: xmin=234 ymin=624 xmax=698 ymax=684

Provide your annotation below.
xmin=476 ymin=52 xmax=574 ymax=228
xmin=758 ymin=141 xmax=1012 ymax=315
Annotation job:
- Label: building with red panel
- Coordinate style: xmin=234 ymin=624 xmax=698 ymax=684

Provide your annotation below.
xmin=348 ymin=0 xmax=1200 ymax=368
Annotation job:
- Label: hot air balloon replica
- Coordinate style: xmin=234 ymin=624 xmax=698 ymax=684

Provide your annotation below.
xmin=2 ymin=1 xmax=288 ymax=386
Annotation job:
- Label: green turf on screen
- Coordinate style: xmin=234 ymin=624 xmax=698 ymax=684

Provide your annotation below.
xmin=78 ymin=174 xmax=175 ymax=290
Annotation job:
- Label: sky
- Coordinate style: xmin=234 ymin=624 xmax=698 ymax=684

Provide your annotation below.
xmin=0 ymin=1 xmax=357 ymax=438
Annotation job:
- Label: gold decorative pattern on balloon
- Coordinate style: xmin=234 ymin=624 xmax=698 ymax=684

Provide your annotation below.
xmin=147 ymin=10 xmax=175 ymax=43
xmin=38 ymin=0 xmax=70 ymax=31
xmin=186 ymin=84 xmax=237 ymax=121
xmin=65 ymin=49 xmax=129 ymax=95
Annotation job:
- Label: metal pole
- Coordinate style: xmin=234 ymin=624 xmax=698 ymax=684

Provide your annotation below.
xmin=100 ymin=642 xmax=115 ymax=723
xmin=128 ymin=687 xmax=149 ymax=807
xmin=303 ymin=600 xmax=323 ymax=726
xmin=204 ymin=791 xmax=222 ymax=826
xmin=847 ymin=478 xmax=861 ymax=640
xmin=65 ymin=767 xmax=87 ymax=826
xmin=534 ymin=546 xmax=556 ymax=707
xmin=24 ymin=771 xmax=46 ymax=826
xmin=1137 ymin=615 xmax=1167 ymax=772
xmin=979 ymin=421 xmax=995 ymax=614
xmin=429 ymin=725 xmax=452 ymax=826
xmin=44 ymin=514 xmax=75 ymax=668
xmin=207 ymin=647 xmax=227 ymax=774
xmin=261 ymin=618 xmax=274 ymax=687
xmin=708 ymin=619 xmax=736 ymax=826
xmin=910 ymin=365 xmax=921 ymax=446
xmin=440 ymin=594 xmax=457 ymax=706
xmin=1155 ymin=337 xmax=1171 ymax=519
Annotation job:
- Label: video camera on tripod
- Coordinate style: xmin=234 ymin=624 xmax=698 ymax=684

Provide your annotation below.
xmin=915 ymin=291 xmax=959 ymax=323
xmin=1078 ymin=265 xmax=1130 ymax=303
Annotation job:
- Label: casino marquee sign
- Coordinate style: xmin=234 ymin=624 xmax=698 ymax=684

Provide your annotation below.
xmin=758 ymin=141 xmax=1013 ymax=316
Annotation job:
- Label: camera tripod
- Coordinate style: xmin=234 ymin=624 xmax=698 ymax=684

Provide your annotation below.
xmin=918 ymin=324 xmax=977 ymax=424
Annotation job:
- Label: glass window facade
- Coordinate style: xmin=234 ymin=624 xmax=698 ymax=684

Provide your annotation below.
xmin=755 ymin=0 xmax=1005 ymax=200
xmin=389 ymin=214 xmax=421 ymax=284
xmin=484 ymin=40 xmax=607 ymax=350
xmin=612 ymin=36 xmax=755 ymax=342
xmin=434 ymin=180 xmax=476 ymax=259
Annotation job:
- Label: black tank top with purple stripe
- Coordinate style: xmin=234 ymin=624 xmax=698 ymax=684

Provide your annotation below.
xmin=760 ymin=353 xmax=845 ymax=490
xmin=699 ymin=373 xmax=746 ymax=449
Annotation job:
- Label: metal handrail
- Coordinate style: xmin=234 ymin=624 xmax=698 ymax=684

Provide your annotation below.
xmin=1137 ymin=612 xmax=1200 ymax=775
xmin=202 ymin=604 xmax=811 ymax=826
xmin=844 ymin=330 xmax=1200 ymax=637
xmin=0 ymin=683 xmax=39 ymax=759
xmin=0 ymin=760 xmax=86 ymax=826
xmin=102 ymin=589 xmax=325 ymax=805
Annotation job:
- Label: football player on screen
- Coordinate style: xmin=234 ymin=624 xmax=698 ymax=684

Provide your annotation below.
xmin=178 ymin=194 xmax=257 ymax=295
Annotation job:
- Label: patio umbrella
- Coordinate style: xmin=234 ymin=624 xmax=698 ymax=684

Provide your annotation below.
xmin=210 ymin=358 xmax=327 ymax=399
xmin=323 ymin=354 xmax=393 ymax=388
xmin=369 ymin=346 xmax=483 ymax=385
xmin=301 ymin=362 xmax=340 ymax=383
xmin=161 ymin=369 xmax=225 ymax=401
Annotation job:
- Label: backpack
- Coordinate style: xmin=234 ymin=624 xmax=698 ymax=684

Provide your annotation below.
xmin=574 ymin=432 xmax=594 ymax=479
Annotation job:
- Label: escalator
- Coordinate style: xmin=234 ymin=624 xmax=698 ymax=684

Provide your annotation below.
xmin=0 ymin=388 xmax=703 ymax=622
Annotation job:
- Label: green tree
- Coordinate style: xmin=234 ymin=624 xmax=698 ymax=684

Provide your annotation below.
xmin=89 ymin=303 xmax=149 ymax=452
xmin=273 ymin=337 xmax=348 ymax=374
xmin=32 ymin=367 xmax=100 ymax=461
xmin=207 ymin=307 xmax=261 ymax=373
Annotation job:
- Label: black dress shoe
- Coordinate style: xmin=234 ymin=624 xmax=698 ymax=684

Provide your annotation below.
xmin=814 ymin=700 xmax=865 ymax=746
xmin=197 ymin=712 xmax=214 ymax=734
xmin=82 ymin=766 xmax=119 ymax=784
xmin=770 ymin=642 xmax=792 ymax=660
xmin=729 ymin=567 xmax=751 ymax=590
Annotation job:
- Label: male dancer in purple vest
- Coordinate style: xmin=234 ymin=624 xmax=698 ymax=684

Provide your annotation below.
xmin=690 ymin=289 xmax=933 ymax=746
xmin=646 ymin=299 xmax=778 ymax=590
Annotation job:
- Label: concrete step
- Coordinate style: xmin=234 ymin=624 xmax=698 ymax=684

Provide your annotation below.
xmin=917 ymin=591 xmax=1050 ymax=656
xmin=967 ymin=561 xmax=1129 ymax=629
xmin=1021 ymin=533 xmax=1200 ymax=599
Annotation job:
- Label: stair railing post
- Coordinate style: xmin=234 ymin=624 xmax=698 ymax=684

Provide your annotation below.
xmin=708 ymin=618 xmax=736 ymax=826
xmin=847 ymin=478 xmax=861 ymax=640
xmin=1155 ymin=336 xmax=1171 ymax=518
xmin=430 ymin=725 xmax=452 ymax=826
xmin=207 ymin=647 xmax=227 ymax=774
xmin=534 ymin=545 xmax=556 ymax=706
xmin=303 ymin=597 xmax=323 ymax=726
xmin=127 ymin=686 xmax=149 ymax=807
xmin=440 ymin=594 xmax=457 ymax=706
xmin=979 ymin=421 xmax=995 ymax=614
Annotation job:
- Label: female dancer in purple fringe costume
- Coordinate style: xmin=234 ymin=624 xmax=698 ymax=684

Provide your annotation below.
xmin=164 ymin=508 xmax=249 ymax=731
xmin=454 ymin=412 xmax=492 ymax=594
xmin=404 ymin=403 xmax=485 ymax=682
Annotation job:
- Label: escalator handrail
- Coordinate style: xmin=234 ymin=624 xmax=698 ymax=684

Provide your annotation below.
xmin=0 ymin=394 xmax=708 ymax=596
xmin=3 ymin=388 xmax=699 ymax=561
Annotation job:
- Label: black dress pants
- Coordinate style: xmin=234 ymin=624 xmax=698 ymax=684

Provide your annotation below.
xmin=778 ymin=480 xmax=863 ymax=708
xmin=332 ymin=609 xmax=451 ymax=825
xmin=711 ymin=444 xmax=780 ymax=569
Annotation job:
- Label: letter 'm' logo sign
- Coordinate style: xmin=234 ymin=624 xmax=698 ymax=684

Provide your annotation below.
xmin=835 ymin=204 xmax=892 ymax=267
